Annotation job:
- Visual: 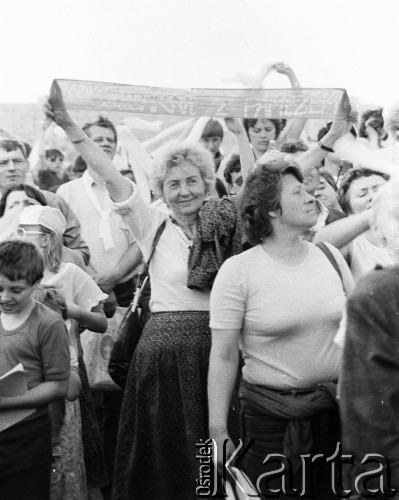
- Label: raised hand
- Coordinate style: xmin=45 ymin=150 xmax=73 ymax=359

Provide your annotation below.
xmin=271 ymin=62 xmax=301 ymax=89
xmin=272 ymin=62 xmax=293 ymax=75
xmin=328 ymin=110 xmax=357 ymax=140
xmin=224 ymin=117 xmax=245 ymax=135
xmin=44 ymin=80 xmax=73 ymax=129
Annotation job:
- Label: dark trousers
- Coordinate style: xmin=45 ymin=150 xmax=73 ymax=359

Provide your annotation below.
xmin=240 ymin=407 xmax=341 ymax=499
xmin=101 ymin=391 xmax=123 ymax=500
xmin=0 ymin=415 xmax=52 ymax=500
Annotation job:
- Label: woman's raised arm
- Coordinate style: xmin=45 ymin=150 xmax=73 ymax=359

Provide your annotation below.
xmin=224 ymin=116 xmax=254 ymax=183
xmin=295 ymin=118 xmax=354 ymax=178
xmin=46 ymin=80 xmax=132 ymax=202
xmin=273 ymin=62 xmax=308 ymax=143
xmin=313 ymin=210 xmax=370 ymax=249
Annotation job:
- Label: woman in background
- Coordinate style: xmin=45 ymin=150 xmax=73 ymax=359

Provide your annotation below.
xmin=315 ymin=168 xmax=391 ymax=281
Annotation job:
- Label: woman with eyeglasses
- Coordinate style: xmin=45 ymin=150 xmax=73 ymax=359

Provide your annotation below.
xmin=0 ymin=184 xmax=86 ymax=269
xmin=314 ymin=168 xmax=392 ymax=282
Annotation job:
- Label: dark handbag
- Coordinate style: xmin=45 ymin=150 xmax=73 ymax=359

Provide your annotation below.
xmin=108 ymin=221 xmax=166 ymax=389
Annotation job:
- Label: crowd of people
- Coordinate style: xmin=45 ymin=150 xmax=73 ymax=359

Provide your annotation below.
xmin=0 ymin=63 xmax=399 ymax=500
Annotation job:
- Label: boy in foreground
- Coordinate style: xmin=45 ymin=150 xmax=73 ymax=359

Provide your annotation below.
xmin=0 ymin=240 xmax=70 ymax=500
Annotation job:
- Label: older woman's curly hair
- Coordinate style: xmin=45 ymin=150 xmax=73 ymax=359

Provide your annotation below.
xmin=240 ymin=151 xmax=303 ymax=245
xmin=150 ymin=141 xmax=216 ymax=199
xmin=338 ymin=168 xmax=390 ymax=215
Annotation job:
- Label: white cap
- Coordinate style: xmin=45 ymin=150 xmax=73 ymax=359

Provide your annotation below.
xmin=19 ymin=205 xmax=66 ymax=236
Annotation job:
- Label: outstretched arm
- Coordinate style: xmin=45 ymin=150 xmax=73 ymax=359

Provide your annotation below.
xmin=224 ymin=117 xmax=254 ymax=183
xmin=45 ymin=81 xmax=132 ymax=202
xmin=273 ymin=63 xmax=307 ymax=143
xmin=295 ymin=118 xmax=354 ymax=178
xmin=314 ymin=210 xmax=370 ymax=249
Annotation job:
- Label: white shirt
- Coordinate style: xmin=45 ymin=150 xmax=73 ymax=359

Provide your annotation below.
xmin=111 ymin=185 xmax=210 ymax=312
xmin=57 ymin=170 xmax=136 ymax=282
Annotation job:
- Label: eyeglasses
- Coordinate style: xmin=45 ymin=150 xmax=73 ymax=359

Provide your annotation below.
xmin=16 ymin=228 xmax=48 ymax=237
xmin=48 ymin=157 xmax=63 ymax=162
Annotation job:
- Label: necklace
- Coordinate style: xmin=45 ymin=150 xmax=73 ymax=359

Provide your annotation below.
xmin=171 ymin=216 xmax=198 ymax=241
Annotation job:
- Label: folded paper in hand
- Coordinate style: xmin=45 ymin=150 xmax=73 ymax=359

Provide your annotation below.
xmin=0 ymin=363 xmax=35 ymax=432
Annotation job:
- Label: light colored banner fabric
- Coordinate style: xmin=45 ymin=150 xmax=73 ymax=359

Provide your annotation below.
xmin=55 ymin=79 xmax=351 ymax=120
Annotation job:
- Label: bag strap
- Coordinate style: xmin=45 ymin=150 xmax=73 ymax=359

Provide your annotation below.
xmin=143 ymin=219 xmax=167 ymax=273
xmin=136 ymin=219 xmax=167 ymax=286
xmin=129 ymin=220 xmax=167 ymax=313
xmin=316 ymin=241 xmax=343 ymax=284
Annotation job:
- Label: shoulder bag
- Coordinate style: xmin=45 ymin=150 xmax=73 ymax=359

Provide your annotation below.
xmin=108 ymin=220 xmax=166 ymax=389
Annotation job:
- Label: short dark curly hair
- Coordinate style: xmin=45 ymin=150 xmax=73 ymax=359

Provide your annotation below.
xmin=243 ymin=118 xmax=286 ymax=140
xmin=223 ymin=153 xmax=241 ymax=185
xmin=240 ymin=155 xmax=303 ymax=245
xmin=338 ymin=168 xmax=389 ymax=214
xmin=0 ymin=240 xmax=44 ymax=285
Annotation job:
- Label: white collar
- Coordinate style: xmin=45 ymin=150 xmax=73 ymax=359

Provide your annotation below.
xmin=83 ymin=168 xmax=106 ymax=189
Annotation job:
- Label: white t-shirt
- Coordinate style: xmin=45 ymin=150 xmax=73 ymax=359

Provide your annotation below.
xmin=351 ymin=234 xmax=392 ymax=282
xmin=112 ymin=186 xmax=210 ymax=312
xmin=43 ymin=262 xmax=107 ymax=344
xmin=210 ymin=242 xmax=353 ymax=390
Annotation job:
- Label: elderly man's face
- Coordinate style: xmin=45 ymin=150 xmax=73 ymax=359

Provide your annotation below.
xmin=0 ymin=148 xmax=28 ymax=191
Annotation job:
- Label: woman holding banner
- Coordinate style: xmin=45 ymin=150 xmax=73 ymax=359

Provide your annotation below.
xmin=45 ymin=81 xmax=245 ymax=500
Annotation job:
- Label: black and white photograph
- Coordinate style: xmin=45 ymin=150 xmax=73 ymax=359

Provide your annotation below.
xmin=1 ymin=0 xmax=399 ymax=498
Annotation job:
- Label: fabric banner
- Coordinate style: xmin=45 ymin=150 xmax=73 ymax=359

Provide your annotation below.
xmin=55 ymin=79 xmax=351 ymax=120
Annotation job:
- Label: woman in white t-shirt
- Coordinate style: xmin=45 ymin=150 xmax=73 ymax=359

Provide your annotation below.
xmin=209 ymin=152 xmax=353 ymax=499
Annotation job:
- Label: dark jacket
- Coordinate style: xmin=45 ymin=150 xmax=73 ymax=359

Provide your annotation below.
xmin=340 ymin=267 xmax=399 ymax=493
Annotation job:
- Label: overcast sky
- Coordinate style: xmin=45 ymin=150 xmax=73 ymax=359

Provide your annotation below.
xmin=1 ymin=0 xmax=398 ymax=107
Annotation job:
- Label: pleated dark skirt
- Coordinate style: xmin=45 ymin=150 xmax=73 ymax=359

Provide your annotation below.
xmin=112 ymin=311 xmax=211 ymax=500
